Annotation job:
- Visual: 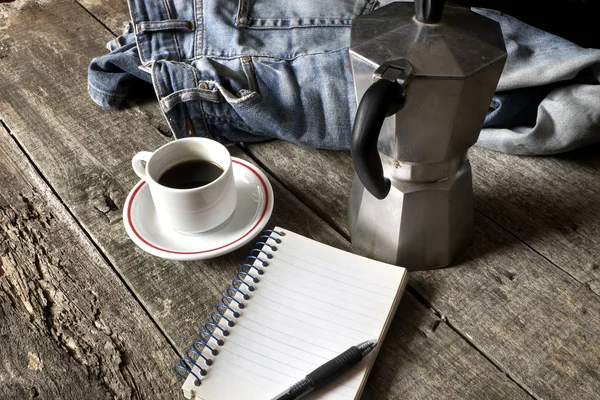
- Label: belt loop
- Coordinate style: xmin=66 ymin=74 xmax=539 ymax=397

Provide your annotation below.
xmin=160 ymin=87 xmax=223 ymax=113
xmin=136 ymin=19 xmax=195 ymax=33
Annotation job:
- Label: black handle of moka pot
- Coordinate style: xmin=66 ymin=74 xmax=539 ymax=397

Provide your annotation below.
xmin=415 ymin=0 xmax=446 ymax=24
xmin=351 ymin=78 xmax=407 ymax=200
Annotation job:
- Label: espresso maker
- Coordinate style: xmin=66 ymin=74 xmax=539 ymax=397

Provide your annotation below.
xmin=348 ymin=0 xmax=506 ymax=270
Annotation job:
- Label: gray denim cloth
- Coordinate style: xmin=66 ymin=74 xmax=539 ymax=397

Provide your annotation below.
xmin=88 ymin=25 xmax=152 ymax=108
xmin=88 ymin=1 xmax=600 ymax=155
xmin=476 ymin=8 xmax=600 ymax=155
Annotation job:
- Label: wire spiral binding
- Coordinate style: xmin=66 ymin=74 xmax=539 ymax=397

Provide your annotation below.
xmin=173 ymin=229 xmax=285 ymax=385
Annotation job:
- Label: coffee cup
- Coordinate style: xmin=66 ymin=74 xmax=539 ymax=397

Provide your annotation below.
xmin=131 ymin=138 xmax=237 ymax=233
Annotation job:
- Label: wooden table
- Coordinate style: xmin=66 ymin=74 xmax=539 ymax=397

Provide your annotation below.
xmin=0 ymin=1 xmax=598 ymax=399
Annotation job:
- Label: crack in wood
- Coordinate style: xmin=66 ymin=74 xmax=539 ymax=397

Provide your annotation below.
xmin=73 ymin=0 xmax=118 ymax=37
xmin=0 ymin=119 xmax=11 ymax=134
xmin=156 ymin=125 xmax=172 ymax=138
xmin=476 ymin=209 xmax=600 ymax=300
xmin=122 ymin=95 xmax=174 ymax=140
xmin=240 ymin=143 xmax=352 ymax=242
xmin=87 ymin=174 xmax=122 ymax=224
xmin=32 ymin=252 xmax=57 ymax=336
xmin=93 ymin=192 xmax=119 ymax=216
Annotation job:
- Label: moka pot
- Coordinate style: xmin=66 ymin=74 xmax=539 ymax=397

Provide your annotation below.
xmin=348 ymin=0 xmax=506 ymax=270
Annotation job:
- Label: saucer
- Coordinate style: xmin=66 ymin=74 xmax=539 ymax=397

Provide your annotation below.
xmin=123 ymin=157 xmax=274 ymax=261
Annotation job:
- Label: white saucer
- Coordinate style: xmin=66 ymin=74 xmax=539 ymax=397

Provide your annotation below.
xmin=123 ymin=157 xmax=274 ymax=261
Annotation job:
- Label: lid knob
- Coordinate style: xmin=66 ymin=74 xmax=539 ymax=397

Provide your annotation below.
xmin=415 ymin=0 xmax=446 ymax=23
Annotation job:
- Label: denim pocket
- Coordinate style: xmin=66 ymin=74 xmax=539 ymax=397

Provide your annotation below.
xmin=236 ymin=0 xmax=375 ymax=29
xmin=225 ymin=49 xmax=356 ymax=149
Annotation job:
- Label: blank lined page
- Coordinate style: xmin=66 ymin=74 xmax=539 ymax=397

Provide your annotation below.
xmin=182 ymin=227 xmax=408 ymax=400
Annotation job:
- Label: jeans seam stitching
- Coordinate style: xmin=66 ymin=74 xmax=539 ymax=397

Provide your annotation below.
xmin=237 ymin=0 xmax=248 ymax=26
xmin=160 ymin=0 xmax=182 ymax=61
xmin=126 ymin=0 xmax=149 ymax=64
xmin=192 ymin=68 xmax=212 ymax=136
xmin=200 ymin=0 xmax=205 ymax=56
xmin=245 ymin=17 xmax=353 ymax=21
xmin=239 ymin=23 xmax=351 ymax=29
xmin=232 ymin=94 xmax=261 ymax=109
xmin=161 ymin=89 xmax=222 ymax=109
xmin=137 ymin=20 xmax=194 ymax=31
xmin=241 ymin=56 xmax=258 ymax=93
xmin=193 ymin=0 xmax=199 ymax=58
xmin=180 ymin=47 xmax=348 ymax=63
xmin=88 ymin=84 xmax=128 ymax=98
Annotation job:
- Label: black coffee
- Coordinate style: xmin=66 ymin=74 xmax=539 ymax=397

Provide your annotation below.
xmin=158 ymin=160 xmax=224 ymax=189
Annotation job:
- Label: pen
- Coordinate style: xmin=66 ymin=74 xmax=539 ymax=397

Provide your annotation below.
xmin=271 ymin=339 xmax=378 ymax=400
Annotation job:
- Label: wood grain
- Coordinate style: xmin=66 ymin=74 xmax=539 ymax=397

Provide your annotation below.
xmin=244 ymin=140 xmax=600 ymax=399
xmin=0 ymin=123 xmax=182 ymax=398
xmin=363 ymin=294 xmax=531 ymax=400
xmin=243 ymin=143 xmax=353 ymax=238
xmin=76 ymin=0 xmax=131 ymax=35
xmin=469 ymin=146 xmax=600 ymax=295
xmin=0 ymin=1 xmax=531 ymax=399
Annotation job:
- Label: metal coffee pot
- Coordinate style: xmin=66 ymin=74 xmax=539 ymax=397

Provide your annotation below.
xmin=348 ymin=0 xmax=506 ymax=270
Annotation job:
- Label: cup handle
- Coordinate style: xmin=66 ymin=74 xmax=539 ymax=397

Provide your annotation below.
xmin=132 ymin=151 xmax=153 ymax=180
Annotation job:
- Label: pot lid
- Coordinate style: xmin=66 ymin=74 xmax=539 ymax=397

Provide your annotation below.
xmin=350 ymin=2 xmax=506 ymax=79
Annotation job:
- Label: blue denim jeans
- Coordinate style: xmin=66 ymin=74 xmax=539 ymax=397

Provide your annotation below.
xmin=88 ymin=1 xmax=600 ymax=155
xmin=88 ymin=28 xmax=152 ymax=108
xmin=89 ymin=0 xmax=374 ymax=148
xmin=476 ymin=8 xmax=600 ymax=155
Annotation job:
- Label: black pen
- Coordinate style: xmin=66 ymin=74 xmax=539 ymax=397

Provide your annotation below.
xmin=271 ymin=339 xmax=378 ymax=400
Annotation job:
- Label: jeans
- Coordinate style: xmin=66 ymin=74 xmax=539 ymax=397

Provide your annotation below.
xmin=477 ymin=8 xmax=600 ymax=155
xmin=88 ymin=1 xmax=600 ymax=155
xmin=88 ymin=28 xmax=152 ymax=108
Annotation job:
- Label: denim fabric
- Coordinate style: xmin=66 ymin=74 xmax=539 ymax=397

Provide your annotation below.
xmin=476 ymin=9 xmax=600 ymax=155
xmin=120 ymin=0 xmax=371 ymax=149
xmin=88 ymin=28 xmax=151 ymax=108
xmin=88 ymin=1 xmax=600 ymax=155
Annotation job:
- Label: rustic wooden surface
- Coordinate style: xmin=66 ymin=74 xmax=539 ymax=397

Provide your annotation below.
xmin=0 ymin=1 xmax=598 ymax=399
xmin=469 ymin=147 xmax=600 ymax=292
xmin=0 ymin=98 xmax=182 ymax=399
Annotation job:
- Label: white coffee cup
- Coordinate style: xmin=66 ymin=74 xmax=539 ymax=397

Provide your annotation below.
xmin=131 ymin=138 xmax=237 ymax=233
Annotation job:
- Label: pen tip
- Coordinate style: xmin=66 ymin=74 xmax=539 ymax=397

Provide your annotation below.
xmin=357 ymin=339 xmax=378 ymax=355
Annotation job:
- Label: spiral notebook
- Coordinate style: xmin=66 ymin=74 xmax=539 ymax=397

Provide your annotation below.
xmin=176 ymin=227 xmax=408 ymax=400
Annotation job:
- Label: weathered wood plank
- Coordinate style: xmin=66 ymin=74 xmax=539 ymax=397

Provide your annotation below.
xmin=363 ymin=294 xmax=530 ymax=400
xmin=243 ymin=143 xmax=353 ymax=237
xmin=243 ymin=140 xmax=600 ymax=399
xmin=414 ymin=217 xmax=600 ymax=399
xmin=76 ymin=0 xmax=130 ymax=34
xmin=0 ymin=126 xmax=183 ymax=398
xmin=0 ymin=1 xmax=531 ymax=399
xmin=1 ymin=272 xmax=110 ymax=400
xmin=469 ymin=145 xmax=600 ymax=294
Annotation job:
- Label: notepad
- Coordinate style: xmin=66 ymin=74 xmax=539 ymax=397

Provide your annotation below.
xmin=178 ymin=227 xmax=408 ymax=400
